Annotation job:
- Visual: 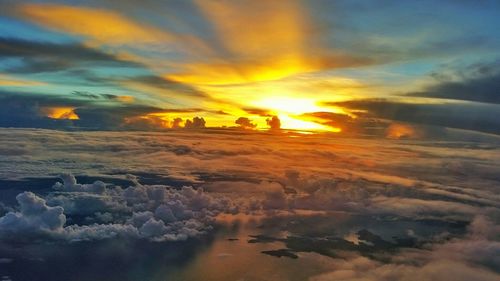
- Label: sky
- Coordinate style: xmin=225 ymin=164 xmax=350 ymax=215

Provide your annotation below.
xmin=0 ymin=2 xmax=500 ymax=280
xmin=0 ymin=0 xmax=500 ymax=134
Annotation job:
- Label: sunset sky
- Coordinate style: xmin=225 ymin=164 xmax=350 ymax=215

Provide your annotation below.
xmin=1 ymin=0 xmax=499 ymax=134
xmin=1 ymin=2 xmax=500 ymax=281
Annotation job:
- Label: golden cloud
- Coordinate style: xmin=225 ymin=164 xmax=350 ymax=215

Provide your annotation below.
xmin=16 ymin=4 xmax=171 ymax=44
xmin=40 ymin=107 xmax=79 ymax=120
xmin=163 ymin=0 xmax=373 ymax=85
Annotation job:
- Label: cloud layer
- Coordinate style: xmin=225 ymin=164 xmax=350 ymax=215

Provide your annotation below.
xmin=0 ymin=129 xmax=498 ymax=280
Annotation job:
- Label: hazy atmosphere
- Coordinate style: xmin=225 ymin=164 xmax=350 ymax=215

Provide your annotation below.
xmin=0 ymin=1 xmax=499 ymax=281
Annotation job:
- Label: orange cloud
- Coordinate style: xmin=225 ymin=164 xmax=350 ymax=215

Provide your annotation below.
xmin=17 ymin=4 xmax=169 ymax=44
xmin=15 ymin=3 xmax=213 ymax=59
xmin=164 ymin=0 xmax=372 ymax=85
xmin=114 ymin=95 xmax=135 ymax=103
xmin=167 ymin=52 xmax=371 ymax=86
xmin=386 ymin=123 xmax=421 ymax=139
xmin=41 ymin=107 xmax=79 ymax=120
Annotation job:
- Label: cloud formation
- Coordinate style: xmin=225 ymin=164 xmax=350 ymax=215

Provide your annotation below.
xmin=235 ymin=117 xmax=257 ymax=129
xmin=0 ymin=129 xmax=498 ymax=279
xmin=0 ymin=37 xmax=138 ymax=73
xmin=266 ymin=116 xmax=281 ymax=130
xmin=330 ymin=98 xmax=500 ymax=135
xmin=14 ymin=4 xmax=172 ymax=45
xmin=408 ymin=61 xmax=500 ymax=104
xmin=0 ymin=173 xmax=238 ymax=242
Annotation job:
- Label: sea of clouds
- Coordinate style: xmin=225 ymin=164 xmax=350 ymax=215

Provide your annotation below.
xmin=0 ymin=128 xmax=499 ymax=280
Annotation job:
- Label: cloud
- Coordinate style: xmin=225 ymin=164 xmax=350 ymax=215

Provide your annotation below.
xmin=309 ymin=258 xmax=499 ymax=281
xmin=243 ymin=107 xmax=273 ymax=117
xmin=14 ymin=4 xmax=171 ymax=45
xmin=300 ymin=111 xmax=356 ymax=132
xmin=163 ymin=0 xmax=374 ymax=85
xmin=122 ymin=75 xmax=209 ymax=99
xmin=0 ymin=91 xmax=84 ymax=129
xmin=0 ymin=192 xmax=65 ymax=236
xmin=0 ymin=90 xmax=213 ymax=130
xmin=408 ymin=61 xmax=500 ymax=104
xmin=309 ymin=215 xmax=500 ymax=281
xmin=184 ymin=117 xmax=206 ymax=129
xmin=0 ymin=173 xmax=237 ymax=242
xmin=385 ymin=123 xmax=422 ymax=139
xmin=235 ymin=117 xmax=257 ymax=129
xmin=53 ymin=173 xmax=107 ymax=193
xmin=266 ymin=116 xmax=281 ymax=130
xmin=72 ymin=91 xmax=134 ymax=103
xmin=0 ymin=37 xmax=138 ymax=73
xmin=0 ymin=74 xmax=46 ymax=87
xmin=0 ymin=129 xmax=498 ymax=280
xmin=330 ymin=98 xmax=500 ymax=135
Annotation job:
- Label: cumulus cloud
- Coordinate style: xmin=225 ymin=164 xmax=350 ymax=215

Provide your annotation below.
xmin=0 ymin=192 xmax=65 ymax=236
xmin=0 ymin=174 xmax=237 ymax=242
xmin=235 ymin=117 xmax=257 ymax=129
xmin=266 ymin=115 xmax=281 ymax=130
xmin=53 ymin=173 xmax=106 ymax=193
xmin=184 ymin=117 xmax=206 ymax=129
xmin=172 ymin=117 xmax=183 ymax=129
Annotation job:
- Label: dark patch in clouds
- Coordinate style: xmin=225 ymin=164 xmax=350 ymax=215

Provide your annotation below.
xmin=331 ymin=99 xmax=500 ymax=135
xmin=0 ymin=37 xmax=139 ymax=73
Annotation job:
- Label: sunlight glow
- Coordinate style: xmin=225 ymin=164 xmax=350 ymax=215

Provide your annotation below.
xmin=41 ymin=107 xmax=79 ymax=120
xmin=278 ymin=114 xmax=339 ymax=132
xmin=254 ymin=97 xmax=322 ymax=115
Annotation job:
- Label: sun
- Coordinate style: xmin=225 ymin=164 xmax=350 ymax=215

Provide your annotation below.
xmin=254 ymin=97 xmax=322 ymax=115
xmin=251 ymin=97 xmax=343 ymax=132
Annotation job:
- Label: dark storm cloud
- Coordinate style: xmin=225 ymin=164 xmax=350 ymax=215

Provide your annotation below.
xmin=331 ymin=99 xmax=500 ymax=135
xmin=0 ymin=37 xmax=139 ymax=73
xmin=408 ymin=62 xmax=500 ymax=104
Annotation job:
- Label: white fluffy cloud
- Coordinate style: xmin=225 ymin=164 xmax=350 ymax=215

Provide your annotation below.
xmin=0 ymin=192 xmax=65 ymax=236
xmin=0 ymin=174 xmax=237 ymax=242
